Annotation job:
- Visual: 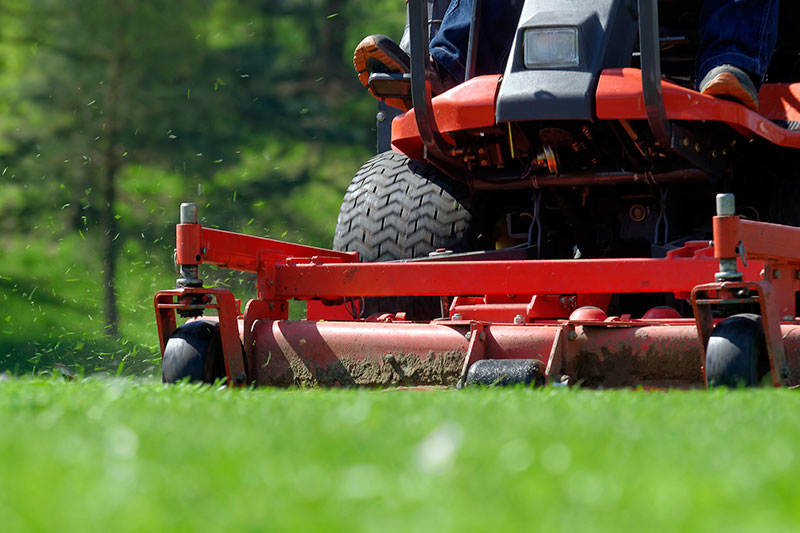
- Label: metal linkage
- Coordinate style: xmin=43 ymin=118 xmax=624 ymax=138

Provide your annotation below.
xmin=713 ymin=193 xmax=742 ymax=282
xmin=176 ymin=203 xmax=202 ymax=288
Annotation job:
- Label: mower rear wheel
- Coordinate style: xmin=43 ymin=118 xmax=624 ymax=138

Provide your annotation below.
xmin=705 ymin=313 xmax=770 ymax=388
xmin=162 ymin=320 xmax=227 ymax=384
xmin=333 ymin=150 xmax=478 ymax=319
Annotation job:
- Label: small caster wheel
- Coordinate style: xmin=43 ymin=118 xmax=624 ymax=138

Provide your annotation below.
xmin=162 ymin=320 xmax=227 ymax=384
xmin=705 ymin=313 xmax=770 ymax=388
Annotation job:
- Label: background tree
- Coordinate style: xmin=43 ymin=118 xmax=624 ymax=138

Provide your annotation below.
xmin=0 ymin=0 xmax=406 ymax=372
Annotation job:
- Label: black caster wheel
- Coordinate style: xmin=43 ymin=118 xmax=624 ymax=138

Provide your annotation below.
xmin=705 ymin=313 xmax=770 ymax=388
xmin=162 ymin=320 xmax=228 ymax=384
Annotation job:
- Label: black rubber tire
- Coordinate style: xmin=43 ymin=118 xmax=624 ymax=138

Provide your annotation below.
xmin=333 ymin=150 xmax=478 ymax=319
xmin=162 ymin=320 xmax=227 ymax=384
xmin=705 ymin=313 xmax=771 ymax=388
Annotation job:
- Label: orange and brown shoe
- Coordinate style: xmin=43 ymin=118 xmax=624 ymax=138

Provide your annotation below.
xmin=699 ymin=64 xmax=759 ymax=111
xmin=353 ymin=34 xmax=410 ymax=86
xmin=353 ymin=34 xmax=411 ymax=110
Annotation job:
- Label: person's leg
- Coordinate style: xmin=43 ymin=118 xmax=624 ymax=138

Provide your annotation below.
xmin=353 ymin=0 xmax=521 ymax=109
xmin=696 ymin=0 xmax=779 ymax=109
xmin=430 ymin=0 xmax=522 ymax=83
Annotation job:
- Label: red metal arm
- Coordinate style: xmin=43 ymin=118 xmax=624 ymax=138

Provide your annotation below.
xmin=269 ymin=254 xmax=763 ymax=300
xmin=176 ymin=224 xmax=358 ymax=272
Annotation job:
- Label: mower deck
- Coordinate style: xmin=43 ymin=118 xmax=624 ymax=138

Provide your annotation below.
xmin=156 ymin=198 xmax=800 ymax=389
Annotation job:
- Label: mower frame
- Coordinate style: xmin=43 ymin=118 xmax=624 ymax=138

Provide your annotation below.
xmin=156 ymin=195 xmax=800 ymax=388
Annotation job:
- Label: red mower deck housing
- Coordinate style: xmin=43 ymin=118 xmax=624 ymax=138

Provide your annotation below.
xmin=155 ymin=194 xmax=800 ymax=388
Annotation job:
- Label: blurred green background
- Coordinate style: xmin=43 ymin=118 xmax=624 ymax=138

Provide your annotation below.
xmin=0 ymin=0 xmax=407 ymax=375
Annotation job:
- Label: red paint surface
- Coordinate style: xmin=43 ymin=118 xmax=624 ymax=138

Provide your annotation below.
xmin=597 ymin=68 xmax=800 ymax=147
xmin=391 ymin=75 xmax=501 ymax=160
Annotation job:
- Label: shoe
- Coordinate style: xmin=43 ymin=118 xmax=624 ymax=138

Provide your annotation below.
xmin=699 ymin=64 xmax=759 ymax=111
xmin=353 ymin=35 xmax=460 ymax=111
xmin=354 ymin=35 xmax=411 ymax=109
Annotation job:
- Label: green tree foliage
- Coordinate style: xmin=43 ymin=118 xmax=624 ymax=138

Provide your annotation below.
xmin=0 ymin=0 xmax=406 ymax=371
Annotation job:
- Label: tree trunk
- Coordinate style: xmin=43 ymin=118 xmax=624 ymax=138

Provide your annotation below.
xmin=321 ymin=0 xmax=347 ymax=81
xmin=100 ymin=33 xmax=124 ymax=337
xmin=101 ymin=149 xmax=119 ymax=336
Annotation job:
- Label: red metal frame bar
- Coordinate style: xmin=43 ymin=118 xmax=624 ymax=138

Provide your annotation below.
xmin=269 ymin=254 xmax=763 ymax=300
xmin=176 ymin=225 xmax=358 ymax=272
xmin=596 ymin=68 xmax=800 ymax=148
xmin=158 ymin=207 xmax=800 ymax=388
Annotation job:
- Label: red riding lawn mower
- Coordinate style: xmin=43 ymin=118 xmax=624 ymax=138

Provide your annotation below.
xmin=156 ymin=0 xmax=800 ymax=389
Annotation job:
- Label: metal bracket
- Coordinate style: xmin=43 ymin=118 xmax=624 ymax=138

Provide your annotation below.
xmin=155 ymin=288 xmax=248 ymax=386
xmin=458 ymin=323 xmax=487 ymax=388
xmin=691 ymin=281 xmax=789 ymax=387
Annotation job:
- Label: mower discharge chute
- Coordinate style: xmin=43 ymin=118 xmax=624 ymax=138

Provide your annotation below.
xmin=155 ymin=0 xmax=800 ymax=389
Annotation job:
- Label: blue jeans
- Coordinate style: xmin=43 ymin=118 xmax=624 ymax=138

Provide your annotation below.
xmin=696 ymin=0 xmax=779 ymax=87
xmin=429 ymin=0 xmax=522 ymax=82
xmin=428 ymin=0 xmax=779 ymax=87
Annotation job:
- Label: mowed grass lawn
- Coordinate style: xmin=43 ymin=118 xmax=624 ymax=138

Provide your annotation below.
xmin=0 ymin=379 xmax=798 ymax=532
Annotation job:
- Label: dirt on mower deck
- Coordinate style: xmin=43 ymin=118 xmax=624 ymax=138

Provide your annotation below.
xmin=261 ymin=349 xmax=466 ymax=388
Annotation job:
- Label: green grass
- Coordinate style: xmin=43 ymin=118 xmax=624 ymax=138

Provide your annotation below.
xmin=0 ymin=379 xmax=798 ymax=532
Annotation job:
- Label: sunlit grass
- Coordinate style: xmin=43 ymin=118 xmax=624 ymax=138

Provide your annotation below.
xmin=0 ymin=379 xmax=798 ymax=532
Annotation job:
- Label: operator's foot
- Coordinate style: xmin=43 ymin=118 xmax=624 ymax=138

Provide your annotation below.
xmin=353 ymin=35 xmax=461 ymax=111
xmin=699 ymin=64 xmax=759 ymax=111
xmin=353 ymin=34 xmax=411 ymax=110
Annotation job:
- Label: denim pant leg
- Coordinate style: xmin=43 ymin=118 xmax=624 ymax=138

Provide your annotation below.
xmin=430 ymin=0 xmax=522 ymax=82
xmin=696 ymin=0 xmax=779 ymax=87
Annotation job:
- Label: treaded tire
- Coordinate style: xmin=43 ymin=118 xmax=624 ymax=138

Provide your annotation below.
xmin=162 ymin=320 xmax=227 ymax=384
xmin=705 ymin=313 xmax=770 ymax=388
xmin=333 ymin=151 xmax=477 ymax=319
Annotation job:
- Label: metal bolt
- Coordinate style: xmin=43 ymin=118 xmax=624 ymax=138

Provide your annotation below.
xmin=567 ymin=331 xmax=578 ymax=341
xmin=478 ymin=331 xmax=485 ymax=341
xmin=376 ymin=111 xmax=386 ymax=122
xmin=774 ymin=269 xmax=782 ymax=279
xmin=629 ymin=204 xmax=647 ymax=222
xmin=465 ymin=332 xmax=472 ymax=341
xmin=693 ymin=143 xmax=701 ymax=153
xmin=180 ymin=202 xmax=198 ymax=224
xmin=268 ymin=301 xmax=275 ymax=311
xmin=513 ymin=314 xmax=525 ymax=325
xmin=715 ymin=194 xmax=736 ymax=216
xmin=681 ymin=137 xmax=690 ymax=147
